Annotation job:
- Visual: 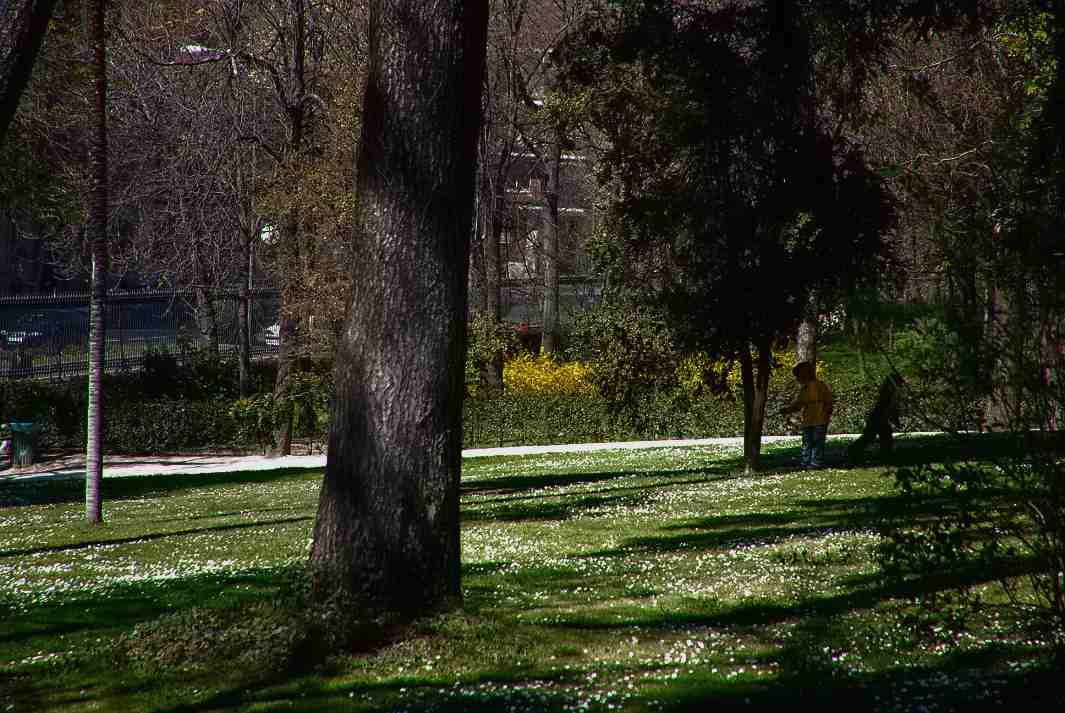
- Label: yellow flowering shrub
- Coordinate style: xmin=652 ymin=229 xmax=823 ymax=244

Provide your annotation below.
xmin=676 ymin=352 xmax=715 ymax=395
xmin=503 ymin=353 xmax=596 ymax=396
xmin=675 ymin=349 xmax=828 ymax=395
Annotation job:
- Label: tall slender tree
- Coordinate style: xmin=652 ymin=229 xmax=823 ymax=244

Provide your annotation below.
xmin=540 ymin=123 xmax=563 ymax=354
xmin=309 ymin=0 xmax=488 ymax=614
xmin=85 ymin=0 xmax=108 ymax=524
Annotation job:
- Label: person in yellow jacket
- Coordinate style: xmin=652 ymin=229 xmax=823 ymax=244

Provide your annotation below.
xmin=777 ymin=361 xmax=834 ymax=469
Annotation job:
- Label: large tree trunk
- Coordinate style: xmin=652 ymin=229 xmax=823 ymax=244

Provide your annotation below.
xmin=739 ymin=340 xmax=772 ymax=474
xmin=540 ymin=128 xmax=562 ymax=355
xmin=309 ymin=0 xmax=488 ymax=615
xmin=85 ymin=0 xmax=107 ymax=524
xmin=0 ymin=0 xmax=58 ymax=144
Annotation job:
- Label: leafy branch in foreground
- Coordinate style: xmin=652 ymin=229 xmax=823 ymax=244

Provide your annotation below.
xmin=879 ymin=450 xmax=1065 ymax=660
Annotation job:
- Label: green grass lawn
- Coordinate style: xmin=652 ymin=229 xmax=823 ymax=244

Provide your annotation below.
xmin=1 ymin=435 xmax=1061 ymax=712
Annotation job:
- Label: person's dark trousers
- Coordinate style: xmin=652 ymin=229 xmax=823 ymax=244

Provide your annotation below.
xmin=848 ymin=421 xmax=893 ymax=460
xmin=801 ymin=424 xmax=828 ymax=468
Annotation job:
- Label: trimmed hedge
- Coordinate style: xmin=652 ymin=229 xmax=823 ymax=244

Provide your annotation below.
xmin=0 ymin=352 xmax=278 ymax=454
xmin=102 ymin=398 xmax=241 ymax=453
xmin=0 ymin=382 xmax=249 ymax=454
xmin=461 ymin=381 xmax=889 ymax=449
xmin=1 ymin=343 xmax=945 ymax=454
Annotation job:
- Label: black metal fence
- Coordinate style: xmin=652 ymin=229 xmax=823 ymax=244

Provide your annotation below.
xmin=0 ymin=289 xmax=280 ymax=381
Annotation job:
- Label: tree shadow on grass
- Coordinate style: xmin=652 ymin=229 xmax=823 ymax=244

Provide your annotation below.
xmin=480 ymin=554 xmax=1063 ymax=709
xmin=0 ymin=467 xmax=322 ymax=508
xmin=134 ymin=600 xmax=1064 ymax=713
xmin=153 ymin=672 xmax=583 ymax=713
xmin=6 ymin=432 xmax=1053 ymax=712
xmin=461 ymin=461 xmax=756 ymax=524
xmin=1 ymin=566 xmax=309 ymax=712
xmin=461 ymin=463 xmax=738 ymax=498
xmin=582 ymin=491 xmax=952 ymax=560
xmin=755 ymin=431 xmax=1028 ymax=473
xmin=462 ymin=470 xmax=750 ymax=524
xmin=142 ymin=664 xmax=1062 ymax=713
xmin=636 ymin=654 xmax=1064 ymax=712
xmin=0 ymin=515 xmax=313 ymax=559
xmin=463 ymin=491 xmax=652 ymax=523
xmin=0 ymin=565 xmax=297 ymax=648
xmin=833 ymin=431 xmax=1028 ymax=471
xmin=7 ymin=535 xmax=1059 ymax=712
xmin=147 ymin=505 xmax=309 ymax=525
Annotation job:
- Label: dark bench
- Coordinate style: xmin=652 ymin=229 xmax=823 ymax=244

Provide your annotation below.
xmin=1 ymin=422 xmax=40 ymax=467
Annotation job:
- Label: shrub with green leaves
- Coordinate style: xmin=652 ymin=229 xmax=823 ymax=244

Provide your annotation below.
xmin=891 ymin=318 xmax=986 ymax=432
xmin=465 ymin=313 xmax=518 ymax=389
xmin=231 ymin=370 xmax=331 ymax=452
xmin=878 ymin=448 xmax=1065 ymax=660
xmin=562 ymin=301 xmax=681 ymax=428
xmin=101 ymin=398 xmax=240 ymax=453
xmin=139 ymin=346 xmax=277 ymax=400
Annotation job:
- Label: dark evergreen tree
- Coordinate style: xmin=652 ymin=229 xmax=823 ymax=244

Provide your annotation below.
xmin=560 ymin=0 xmax=893 ymax=470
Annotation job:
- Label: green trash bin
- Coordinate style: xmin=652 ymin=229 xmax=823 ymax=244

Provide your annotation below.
xmin=7 ymin=422 xmax=40 ymax=467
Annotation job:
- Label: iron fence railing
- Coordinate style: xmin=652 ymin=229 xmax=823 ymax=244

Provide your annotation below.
xmin=0 ymin=288 xmax=280 ymax=381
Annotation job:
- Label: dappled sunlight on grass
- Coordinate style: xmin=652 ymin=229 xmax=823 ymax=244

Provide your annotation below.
xmin=1 ymin=434 xmax=1061 ymax=711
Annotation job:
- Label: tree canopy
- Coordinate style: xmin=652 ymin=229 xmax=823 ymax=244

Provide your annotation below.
xmin=559 ymin=0 xmax=894 ymax=468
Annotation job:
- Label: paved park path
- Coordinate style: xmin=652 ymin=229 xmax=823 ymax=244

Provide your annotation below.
xmin=0 ymin=433 xmax=894 ymax=484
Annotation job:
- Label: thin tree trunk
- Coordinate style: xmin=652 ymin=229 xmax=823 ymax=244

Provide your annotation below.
xmin=483 ymin=174 xmax=506 ymax=389
xmin=193 ymin=284 xmax=220 ymax=353
xmin=796 ymin=291 xmax=817 ymax=365
xmin=85 ymin=0 xmax=107 ymax=524
xmin=0 ymin=0 xmax=59 ymax=144
xmin=271 ymin=178 xmax=302 ymax=455
xmin=983 ymin=274 xmax=1002 ymax=431
xmin=272 ymin=307 xmax=298 ymax=455
xmin=470 ymin=162 xmax=488 ymax=315
xmin=271 ymin=0 xmax=309 ymax=456
xmin=472 ymin=152 xmax=505 ymax=390
xmin=309 ymin=0 xmax=488 ymax=615
xmin=739 ymin=340 xmax=772 ymax=474
xmin=540 ymin=127 xmax=562 ymax=355
xmin=237 ymin=230 xmax=253 ymax=397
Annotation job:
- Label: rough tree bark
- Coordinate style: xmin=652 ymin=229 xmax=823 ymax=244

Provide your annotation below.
xmin=0 ymin=0 xmax=58 ymax=144
xmin=85 ymin=0 xmax=107 ymax=524
xmin=739 ymin=339 xmax=772 ymax=473
xmin=309 ymin=0 xmax=488 ymax=613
